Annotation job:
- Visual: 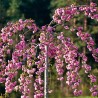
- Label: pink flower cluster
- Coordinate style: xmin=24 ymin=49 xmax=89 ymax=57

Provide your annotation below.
xmin=0 ymin=19 xmax=38 ymax=98
xmin=90 ymin=85 xmax=98 ymax=96
xmin=33 ymin=25 xmax=57 ymax=98
xmin=57 ymin=32 xmax=82 ymax=96
xmin=53 ymin=2 xmax=98 ymax=25
xmin=34 ymin=53 xmax=45 ymax=98
xmin=39 ymin=26 xmax=56 ymax=58
xmin=55 ymin=44 xmax=64 ymax=81
xmin=79 ymin=53 xmax=91 ymax=73
xmin=77 ymin=27 xmax=98 ymax=62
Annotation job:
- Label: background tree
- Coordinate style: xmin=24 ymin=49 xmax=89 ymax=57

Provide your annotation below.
xmin=0 ymin=0 xmax=9 ymax=29
xmin=7 ymin=0 xmax=24 ymax=21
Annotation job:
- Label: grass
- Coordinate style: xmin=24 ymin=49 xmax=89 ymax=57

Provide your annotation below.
xmin=49 ymin=96 xmax=98 ymax=98
xmin=0 ymin=96 xmax=98 ymax=98
xmin=67 ymin=97 xmax=98 ymax=98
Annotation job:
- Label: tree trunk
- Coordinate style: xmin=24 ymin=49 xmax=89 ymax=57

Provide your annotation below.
xmin=84 ymin=17 xmax=87 ymax=31
xmin=28 ymin=78 xmax=34 ymax=98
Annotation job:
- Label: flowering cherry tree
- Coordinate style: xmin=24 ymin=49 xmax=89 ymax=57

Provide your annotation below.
xmin=0 ymin=2 xmax=98 ymax=98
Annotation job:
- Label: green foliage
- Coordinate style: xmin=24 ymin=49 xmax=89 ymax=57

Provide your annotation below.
xmin=7 ymin=0 xmax=24 ymax=21
xmin=0 ymin=0 xmax=9 ymax=28
xmin=0 ymin=0 xmax=51 ymax=26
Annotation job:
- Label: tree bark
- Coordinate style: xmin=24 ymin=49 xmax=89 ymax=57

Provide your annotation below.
xmin=28 ymin=78 xmax=34 ymax=98
xmin=84 ymin=17 xmax=87 ymax=31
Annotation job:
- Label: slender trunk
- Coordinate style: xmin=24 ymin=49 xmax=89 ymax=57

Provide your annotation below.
xmin=73 ymin=18 xmax=76 ymax=28
xmin=84 ymin=17 xmax=87 ymax=31
xmin=44 ymin=45 xmax=48 ymax=98
xmin=28 ymin=78 xmax=34 ymax=98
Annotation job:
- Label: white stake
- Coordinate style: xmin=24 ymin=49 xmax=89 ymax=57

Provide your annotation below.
xmin=44 ymin=45 xmax=48 ymax=98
